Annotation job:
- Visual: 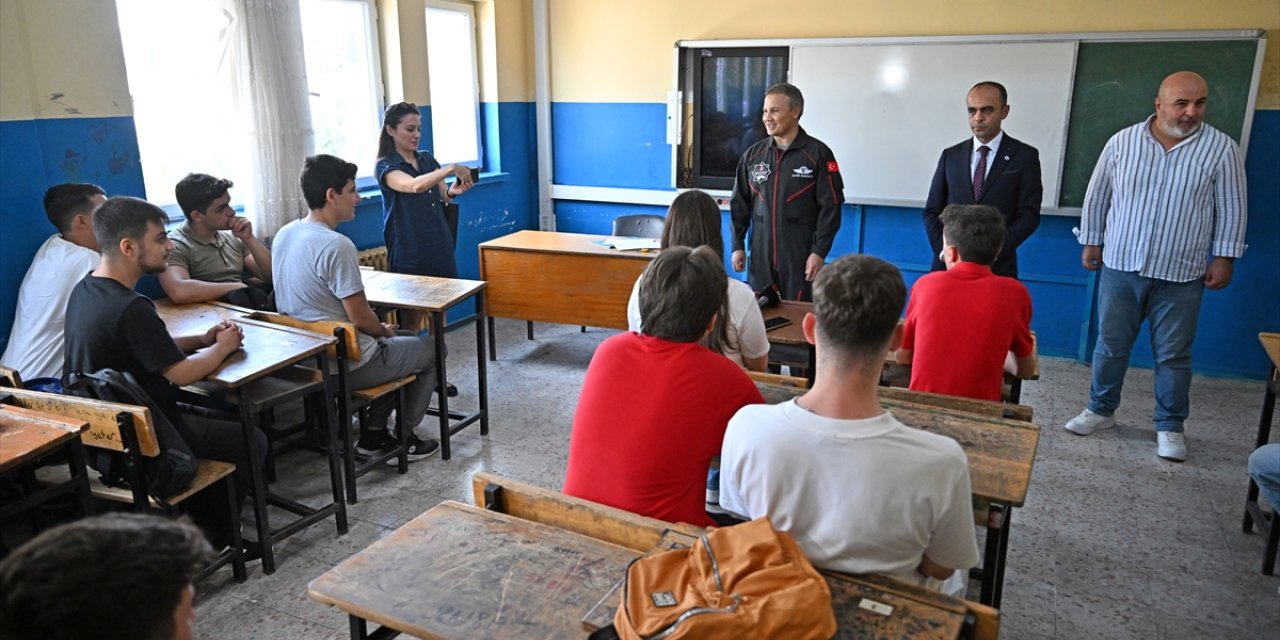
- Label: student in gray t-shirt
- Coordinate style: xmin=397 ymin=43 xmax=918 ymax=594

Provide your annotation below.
xmin=273 ymin=155 xmax=439 ymax=460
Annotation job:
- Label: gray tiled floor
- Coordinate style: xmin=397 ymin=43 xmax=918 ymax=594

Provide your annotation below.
xmin=193 ymin=320 xmax=1280 ymax=639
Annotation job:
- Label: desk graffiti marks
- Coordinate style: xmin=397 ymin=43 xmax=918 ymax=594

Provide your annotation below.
xmin=359 ymin=270 xmax=486 ymax=313
xmin=153 ymin=299 xmax=245 ymax=336
xmin=823 ymin=572 xmax=966 ymax=640
xmin=0 ymin=410 xmax=88 ymax=472
xmin=83 ymin=428 xmax=122 ymax=446
xmin=309 ymin=502 xmax=636 ymax=638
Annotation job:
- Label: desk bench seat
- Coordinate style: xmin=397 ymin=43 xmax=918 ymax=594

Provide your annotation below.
xmin=37 ymin=458 xmax=236 ymax=508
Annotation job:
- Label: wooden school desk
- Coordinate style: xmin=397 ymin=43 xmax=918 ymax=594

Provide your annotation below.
xmin=762 ymin=301 xmax=1041 ymax=401
xmin=358 ymin=270 xmax=489 ymax=461
xmin=756 ymin=380 xmax=1038 ymax=608
xmin=470 ymin=473 xmax=990 ymax=640
xmin=155 ymin=302 xmax=344 ymax=574
xmin=1243 ymin=332 xmax=1280 ymax=574
xmin=0 ymin=404 xmax=93 ymax=523
xmin=308 ymin=499 xmax=981 ymax=640
xmin=478 ymin=230 xmax=653 ymax=358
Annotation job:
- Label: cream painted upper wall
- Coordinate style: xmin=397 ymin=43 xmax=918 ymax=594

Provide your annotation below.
xmin=0 ymin=0 xmax=132 ymax=121
xmin=0 ymin=0 xmax=36 ymax=120
xmin=494 ymin=0 xmax=533 ymax=101
xmin=381 ymin=0 xmax=531 ymax=104
xmin=384 ymin=0 xmax=535 ymax=103
xmin=548 ymin=0 xmax=1280 ymax=108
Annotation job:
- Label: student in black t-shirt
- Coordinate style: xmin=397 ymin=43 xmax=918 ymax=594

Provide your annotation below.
xmin=63 ymin=196 xmax=266 ymax=549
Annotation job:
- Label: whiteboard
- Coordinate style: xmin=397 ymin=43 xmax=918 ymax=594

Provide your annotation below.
xmin=790 ymin=41 xmax=1076 ymax=208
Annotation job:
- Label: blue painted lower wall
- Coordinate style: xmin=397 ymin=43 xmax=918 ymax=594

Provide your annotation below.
xmin=0 ymin=116 xmax=147 ymax=356
xmin=550 ymin=104 xmax=1280 ymax=379
xmin=0 ymin=102 xmax=538 ymax=354
xmin=1 ymin=102 xmax=1273 ymax=378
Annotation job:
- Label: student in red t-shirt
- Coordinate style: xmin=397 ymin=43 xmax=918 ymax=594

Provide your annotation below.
xmin=563 ymin=246 xmax=764 ymax=526
xmin=898 ymin=204 xmax=1037 ymax=401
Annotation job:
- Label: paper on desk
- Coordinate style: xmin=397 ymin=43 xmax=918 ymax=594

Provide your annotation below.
xmin=593 ymin=236 xmax=661 ymax=251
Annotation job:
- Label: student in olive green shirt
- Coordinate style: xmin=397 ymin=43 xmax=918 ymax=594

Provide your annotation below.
xmin=159 ymin=173 xmax=272 ymax=305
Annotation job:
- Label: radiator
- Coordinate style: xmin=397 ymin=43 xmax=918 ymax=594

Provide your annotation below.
xmin=357 ymin=246 xmax=389 ymax=271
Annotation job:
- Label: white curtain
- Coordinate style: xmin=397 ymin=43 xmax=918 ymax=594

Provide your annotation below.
xmin=231 ymin=0 xmax=314 ymax=239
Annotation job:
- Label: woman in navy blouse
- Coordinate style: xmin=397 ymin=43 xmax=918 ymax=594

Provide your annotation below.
xmin=375 ymin=102 xmax=474 ymax=329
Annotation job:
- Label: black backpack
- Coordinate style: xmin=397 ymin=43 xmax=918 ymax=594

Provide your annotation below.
xmin=63 ymin=369 xmax=198 ymax=500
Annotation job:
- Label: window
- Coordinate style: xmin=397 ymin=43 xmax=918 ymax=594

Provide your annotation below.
xmin=116 ymin=0 xmax=248 ymax=214
xmin=424 ymin=1 xmax=482 ymax=167
xmin=299 ymin=0 xmax=383 ymax=182
xmin=116 ymin=0 xmax=385 ymax=217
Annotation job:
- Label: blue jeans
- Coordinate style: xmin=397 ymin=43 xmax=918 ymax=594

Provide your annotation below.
xmin=1088 ymin=267 xmax=1204 ymax=432
xmin=1250 ymin=444 xmax=1280 ymax=509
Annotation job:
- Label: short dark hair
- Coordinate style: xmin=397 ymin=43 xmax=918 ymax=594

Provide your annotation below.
xmin=638 ymin=245 xmax=726 ymax=343
xmin=93 ymin=196 xmax=169 ymax=256
xmin=765 ymin=82 xmax=804 ymax=114
xmin=940 ymin=204 xmax=1006 ymax=266
xmin=377 ymin=102 xmax=421 ymax=162
xmin=300 ymin=154 xmax=358 ymax=210
xmin=970 ymin=81 xmax=1008 ymax=106
xmin=174 ymin=173 xmax=233 ymax=219
xmin=43 ymin=183 xmax=106 ymax=233
xmin=812 ymin=255 xmax=906 ymax=366
xmin=0 ymin=513 xmax=211 ymax=640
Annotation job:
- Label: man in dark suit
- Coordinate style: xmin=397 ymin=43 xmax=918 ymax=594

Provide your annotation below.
xmin=923 ymin=81 xmax=1042 ymax=279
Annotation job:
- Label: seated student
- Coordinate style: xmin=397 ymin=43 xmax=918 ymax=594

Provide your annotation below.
xmin=0 ymin=513 xmax=209 ymax=640
xmin=159 ymin=173 xmax=273 ymax=307
xmin=273 ymin=154 xmax=439 ymax=459
xmin=719 ymin=255 xmax=979 ymax=595
xmin=1 ymin=184 xmax=105 ymax=383
xmin=897 ymin=204 xmax=1036 ymax=401
xmin=564 ymin=246 xmax=764 ymax=526
xmin=626 ymin=190 xmax=770 ymax=372
xmin=64 ymin=195 xmax=266 ymax=547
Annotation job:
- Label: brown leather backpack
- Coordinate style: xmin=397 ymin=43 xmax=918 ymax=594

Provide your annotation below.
xmin=612 ymin=516 xmax=837 ymax=639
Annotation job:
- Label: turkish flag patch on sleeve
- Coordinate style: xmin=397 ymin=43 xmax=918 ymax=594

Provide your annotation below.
xmin=827 ymin=161 xmax=840 ymax=173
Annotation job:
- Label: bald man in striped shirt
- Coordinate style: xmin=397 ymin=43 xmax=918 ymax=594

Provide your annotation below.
xmin=1064 ymin=71 xmax=1247 ymax=462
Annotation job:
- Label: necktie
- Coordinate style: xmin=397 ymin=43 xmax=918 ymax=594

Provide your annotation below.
xmin=973 ymin=145 xmax=990 ymax=200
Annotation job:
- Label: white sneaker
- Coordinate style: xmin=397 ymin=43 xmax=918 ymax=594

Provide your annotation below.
xmin=1157 ymin=432 xmax=1187 ymax=461
xmin=1064 ymin=409 xmax=1115 ymax=435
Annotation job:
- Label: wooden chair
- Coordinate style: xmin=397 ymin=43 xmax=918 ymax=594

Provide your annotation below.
xmin=471 ymin=472 xmax=1000 ymax=640
xmin=248 ymin=312 xmax=415 ymax=504
xmin=5 ymin=387 xmax=246 ymax=583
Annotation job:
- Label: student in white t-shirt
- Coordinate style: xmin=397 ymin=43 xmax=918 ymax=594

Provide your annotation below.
xmin=1 ymin=184 xmax=105 ymax=382
xmin=719 ymin=254 xmax=980 ymax=595
xmin=627 ymin=190 xmax=769 ymax=372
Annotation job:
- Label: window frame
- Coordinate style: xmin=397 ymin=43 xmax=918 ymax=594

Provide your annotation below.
xmin=424 ymin=0 xmax=484 ymax=169
xmin=300 ymin=0 xmax=387 ymax=190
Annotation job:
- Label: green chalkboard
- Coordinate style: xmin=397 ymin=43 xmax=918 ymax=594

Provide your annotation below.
xmin=1059 ymin=40 xmax=1259 ymax=208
